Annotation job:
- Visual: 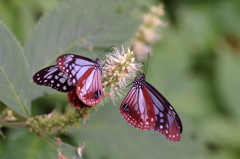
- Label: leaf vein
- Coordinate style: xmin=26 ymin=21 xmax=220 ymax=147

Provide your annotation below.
xmin=0 ymin=67 xmax=28 ymax=117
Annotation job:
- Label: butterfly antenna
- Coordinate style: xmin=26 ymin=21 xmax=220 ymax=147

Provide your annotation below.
xmin=97 ymin=45 xmax=115 ymax=59
xmin=125 ymin=82 xmax=133 ymax=89
xmin=144 ymin=53 xmax=150 ymax=78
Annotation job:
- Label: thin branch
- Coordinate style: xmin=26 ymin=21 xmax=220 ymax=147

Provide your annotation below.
xmin=0 ymin=120 xmax=27 ymax=129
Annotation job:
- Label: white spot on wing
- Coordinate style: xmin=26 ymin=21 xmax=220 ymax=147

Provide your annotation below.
xmin=59 ymin=78 xmax=66 ymax=83
xmin=47 ymin=75 xmax=52 ymax=79
xmin=159 ymin=112 xmax=164 ymax=117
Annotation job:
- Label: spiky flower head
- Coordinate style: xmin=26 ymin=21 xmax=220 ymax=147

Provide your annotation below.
xmin=101 ymin=46 xmax=142 ymax=104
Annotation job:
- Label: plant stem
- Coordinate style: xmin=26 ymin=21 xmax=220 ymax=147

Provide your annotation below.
xmin=0 ymin=120 xmax=27 ymax=129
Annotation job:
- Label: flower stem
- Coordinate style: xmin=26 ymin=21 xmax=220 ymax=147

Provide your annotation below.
xmin=0 ymin=120 xmax=27 ymax=129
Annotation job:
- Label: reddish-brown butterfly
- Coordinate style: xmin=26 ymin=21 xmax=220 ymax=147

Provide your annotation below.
xmin=120 ymin=74 xmax=182 ymax=142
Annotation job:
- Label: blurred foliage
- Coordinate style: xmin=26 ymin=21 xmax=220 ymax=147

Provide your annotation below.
xmin=0 ymin=0 xmax=240 ymax=159
xmin=0 ymin=0 xmax=62 ymax=45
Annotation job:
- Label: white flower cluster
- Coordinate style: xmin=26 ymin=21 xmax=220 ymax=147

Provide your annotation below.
xmin=132 ymin=4 xmax=167 ymax=61
xmin=101 ymin=46 xmax=142 ymax=104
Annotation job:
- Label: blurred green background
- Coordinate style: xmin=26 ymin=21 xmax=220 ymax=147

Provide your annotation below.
xmin=0 ymin=0 xmax=240 ymax=158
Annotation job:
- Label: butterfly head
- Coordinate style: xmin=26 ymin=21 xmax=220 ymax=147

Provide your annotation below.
xmin=95 ymin=58 xmax=102 ymax=73
xmin=133 ymin=74 xmax=146 ymax=89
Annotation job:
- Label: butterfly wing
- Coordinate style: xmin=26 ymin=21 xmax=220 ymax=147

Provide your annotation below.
xmin=120 ymin=86 xmax=156 ymax=130
xmin=67 ymin=87 xmax=91 ymax=110
xmin=57 ymin=54 xmax=95 ymax=85
xmin=32 ymin=65 xmax=74 ymax=92
xmin=76 ymin=66 xmax=103 ymax=106
xmin=57 ymin=54 xmax=103 ymax=106
xmin=146 ymin=82 xmax=182 ymax=142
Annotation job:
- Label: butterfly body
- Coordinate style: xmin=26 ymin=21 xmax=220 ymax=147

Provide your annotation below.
xmin=120 ymin=74 xmax=182 ymax=142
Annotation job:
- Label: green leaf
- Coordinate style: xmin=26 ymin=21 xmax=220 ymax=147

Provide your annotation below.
xmin=0 ymin=129 xmax=82 ymax=159
xmin=0 ymin=21 xmax=30 ymax=117
xmin=54 ymin=139 xmax=83 ymax=159
xmin=24 ymin=0 xmax=140 ymax=100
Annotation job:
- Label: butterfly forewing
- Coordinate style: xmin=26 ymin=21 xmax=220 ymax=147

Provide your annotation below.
xmin=32 ymin=65 xmax=74 ymax=92
xmin=146 ymin=82 xmax=182 ymax=142
xmin=76 ymin=66 xmax=103 ymax=106
xmin=120 ymin=79 xmax=156 ymax=130
xmin=57 ymin=54 xmax=95 ymax=85
xmin=67 ymin=87 xmax=91 ymax=110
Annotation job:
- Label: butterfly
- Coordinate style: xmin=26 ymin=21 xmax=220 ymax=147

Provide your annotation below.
xmin=120 ymin=74 xmax=182 ymax=142
xmin=57 ymin=54 xmax=103 ymax=106
xmin=33 ymin=53 xmax=103 ymax=108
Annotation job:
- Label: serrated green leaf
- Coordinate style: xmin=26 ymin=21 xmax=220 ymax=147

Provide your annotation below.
xmin=24 ymin=0 xmax=140 ymax=100
xmin=0 ymin=129 xmax=82 ymax=159
xmin=0 ymin=21 xmax=30 ymax=117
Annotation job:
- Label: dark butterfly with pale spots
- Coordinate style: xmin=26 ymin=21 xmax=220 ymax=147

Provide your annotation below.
xmin=33 ymin=53 xmax=103 ymax=107
xmin=32 ymin=64 xmax=90 ymax=109
xmin=57 ymin=54 xmax=103 ymax=106
xmin=120 ymin=74 xmax=182 ymax=142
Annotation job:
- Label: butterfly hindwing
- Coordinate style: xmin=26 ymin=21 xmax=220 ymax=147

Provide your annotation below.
xmin=145 ymin=82 xmax=182 ymax=142
xmin=32 ymin=65 xmax=74 ymax=92
xmin=76 ymin=66 xmax=103 ymax=106
xmin=67 ymin=87 xmax=91 ymax=110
